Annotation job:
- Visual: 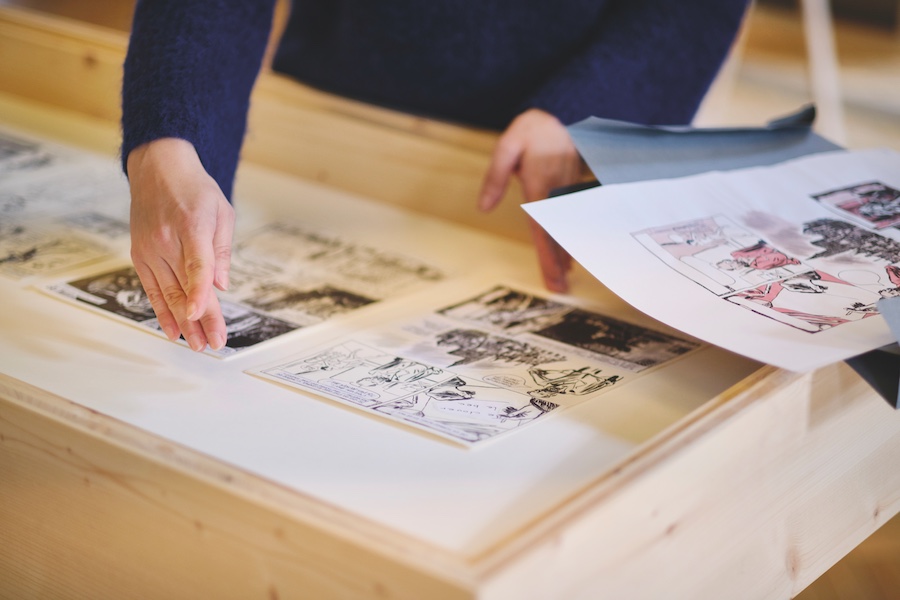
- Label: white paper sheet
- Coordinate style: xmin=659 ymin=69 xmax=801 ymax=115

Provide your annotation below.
xmin=39 ymin=222 xmax=448 ymax=358
xmin=525 ymin=148 xmax=900 ymax=372
xmin=251 ymin=284 xmax=700 ymax=446
xmin=0 ymin=126 xmax=130 ymax=281
xmin=0 ymin=119 xmax=762 ymax=554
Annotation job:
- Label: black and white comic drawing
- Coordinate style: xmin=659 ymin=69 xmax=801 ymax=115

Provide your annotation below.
xmin=61 ymin=211 xmax=130 ymax=241
xmin=0 ymin=221 xmax=110 ymax=279
xmin=526 ymin=366 xmax=621 ymax=400
xmin=532 ymin=308 xmax=700 ymax=370
xmin=434 ymin=328 xmax=566 ymax=368
xmin=232 ymin=223 xmax=342 ymax=274
xmin=0 ymin=161 xmax=130 ymax=221
xmin=0 ymin=153 xmax=129 ymax=278
xmin=224 ymin=223 xmax=444 ymax=324
xmin=231 ymin=223 xmax=443 ymax=298
xmin=0 ymin=131 xmax=53 ymax=175
xmin=0 ymin=133 xmax=132 ymax=280
xmin=260 ymin=340 xmax=560 ymax=444
xmin=239 ymin=281 xmax=375 ymax=326
xmin=201 ymin=301 xmax=297 ymax=356
xmin=47 ymin=266 xmax=156 ymax=321
xmin=438 ymin=286 xmax=571 ymax=334
xmin=253 ymin=285 xmax=698 ymax=444
xmin=813 ymin=181 xmax=900 ymax=230
xmin=35 ymin=216 xmax=445 ymax=355
xmin=46 ymin=265 xmax=299 ymax=357
xmin=438 ymin=285 xmax=699 ymax=371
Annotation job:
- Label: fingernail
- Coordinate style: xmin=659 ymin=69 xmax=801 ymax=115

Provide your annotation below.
xmin=208 ymin=332 xmax=226 ymax=351
xmin=188 ymin=334 xmax=206 ymax=352
xmin=186 ymin=302 xmax=199 ymax=320
xmin=162 ymin=325 xmax=178 ymax=341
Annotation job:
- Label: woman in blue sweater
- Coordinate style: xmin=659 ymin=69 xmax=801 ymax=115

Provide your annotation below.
xmin=122 ymin=0 xmax=748 ymax=352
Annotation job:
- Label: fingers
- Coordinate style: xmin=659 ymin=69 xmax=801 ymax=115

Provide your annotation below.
xmin=131 ymin=255 xmax=206 ymax=350
xmin=478 ymin=133 xmax=522 ymax=213
xmin=197 ymin=292 xmax=227 ymax=352
xmin=529 ymin=217 xmax=571 ymax=294
xmin=132 ymin=259 xmax=180 ymax=342
xmin=133 ymin=240 xmax=228 ymax=352
xmin=212 ymin=206 xmax=235 ymax=292
xmin=178 ymin=191 xmax=234 ymax=319
xmin=481 ymin=109 xmax=581 ymax=292
xmin=126 ymin=138 xmax=233 ymax=352
xmin=173 ymin=198 xmax=232 ymax=350
xmin=180 ymin=225 xmax=216 ymax=322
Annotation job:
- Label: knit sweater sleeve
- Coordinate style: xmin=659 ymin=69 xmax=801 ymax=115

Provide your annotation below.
xmin=121 ymin=0 xmax=277 ymax=200
xmin=521 ymin=0 xmax=749 ymax=126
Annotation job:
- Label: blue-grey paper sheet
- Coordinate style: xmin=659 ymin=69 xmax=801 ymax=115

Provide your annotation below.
xmin=569 ymin=104 xmax=841 ymax=185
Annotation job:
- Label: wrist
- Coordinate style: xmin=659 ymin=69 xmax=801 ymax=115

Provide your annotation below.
xmin=126 ymin=137 xmax=201 ymax=177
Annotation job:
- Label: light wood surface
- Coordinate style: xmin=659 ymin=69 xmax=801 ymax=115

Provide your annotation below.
xmin=1 ymin=5 xmax=900 ymax=599
xmin=0 ymin=377 xmax=472 ymax=600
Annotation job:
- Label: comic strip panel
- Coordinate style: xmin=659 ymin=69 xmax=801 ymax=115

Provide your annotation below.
xmin=0 ymin=160 xmax=130 ymax=221
xmin=797 ymin=219 xmax=900 ymax=298
xmin=0 ymin=131 xmax=54 ymax=175
xmin=633 ymin=215 xmax=811 ymax=296
xmin=435 ymin=285 xmax=698 ymax=372
xmin=258 ymin=340 xmax=561 ymax=445
xmin=380 ymin=376 xmax=557 ymax=445
xmin=724 ymin=269 xmax=883 ymax=333
xmin=532 ymin=308 xmax=700 ymax=371
xmin=232 ymin=223 xmax=444 ymax=299
xmin=251 ymin=284 xmax=694 ymax=444
xmin=391 ymin=321 xmax=629 ymax=401
xmin=0 ymin=221 xmax=111 ymax=279
xmin=45 ymin=265 xmax=158 ymax=322
xmin=60 ymin=211 xmax=130 ymax=242
xmin=438 ymin=285 xmax=572 ymax=335
xmin=45 ymin=265 xmax=300 ymax=357
xmin=232 ymin=223 xmax=343 ymax=276
xmin=236 ymin=280 xmax=376 ymax=327
xmin=803 ymin=218 xmax=900 ymax=264
xmin=263 ymin=341 xmax=449 ymax=407
xmin=812 ymin=182 xmax=900 ymax=230
xmin=429 ymin=327 xmax=568 ymax=369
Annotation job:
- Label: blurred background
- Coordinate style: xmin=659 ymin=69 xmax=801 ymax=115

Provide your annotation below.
xmin=0 ymin=0 xmax=897 ymax=597
xmin=697 ymin=0 xmax=900 ymax=154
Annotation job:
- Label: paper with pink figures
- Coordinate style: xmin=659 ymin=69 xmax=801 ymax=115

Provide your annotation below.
xmin=525 ymin=148 xmax=900 ymax=371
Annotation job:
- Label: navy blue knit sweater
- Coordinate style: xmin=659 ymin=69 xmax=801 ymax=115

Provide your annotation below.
xmin=122 ymin=0 xmax=748 ymax=200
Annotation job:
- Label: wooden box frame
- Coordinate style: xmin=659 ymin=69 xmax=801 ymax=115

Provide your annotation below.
xmin=1 ymin=8 xmax=899 ymax=598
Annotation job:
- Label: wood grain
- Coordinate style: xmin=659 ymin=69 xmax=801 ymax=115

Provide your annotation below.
xmin=0 ymin=375 xmax=473 ymax=600
xmin=2 ymin=6 xmax=900 ymax=599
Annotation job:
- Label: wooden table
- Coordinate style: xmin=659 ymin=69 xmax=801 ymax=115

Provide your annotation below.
xmin=1 ymin=8 xmax=899 ymax=599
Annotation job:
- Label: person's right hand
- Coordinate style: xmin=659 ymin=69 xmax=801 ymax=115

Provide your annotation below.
xmin=126 ymin=138 xmax=234 ymax=352
xmin=478 ymin=108 xmax=583 ymax=293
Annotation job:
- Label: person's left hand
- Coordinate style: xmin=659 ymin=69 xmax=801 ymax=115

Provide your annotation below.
xmin=478 ymin=108 xmax=584 ymax=293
